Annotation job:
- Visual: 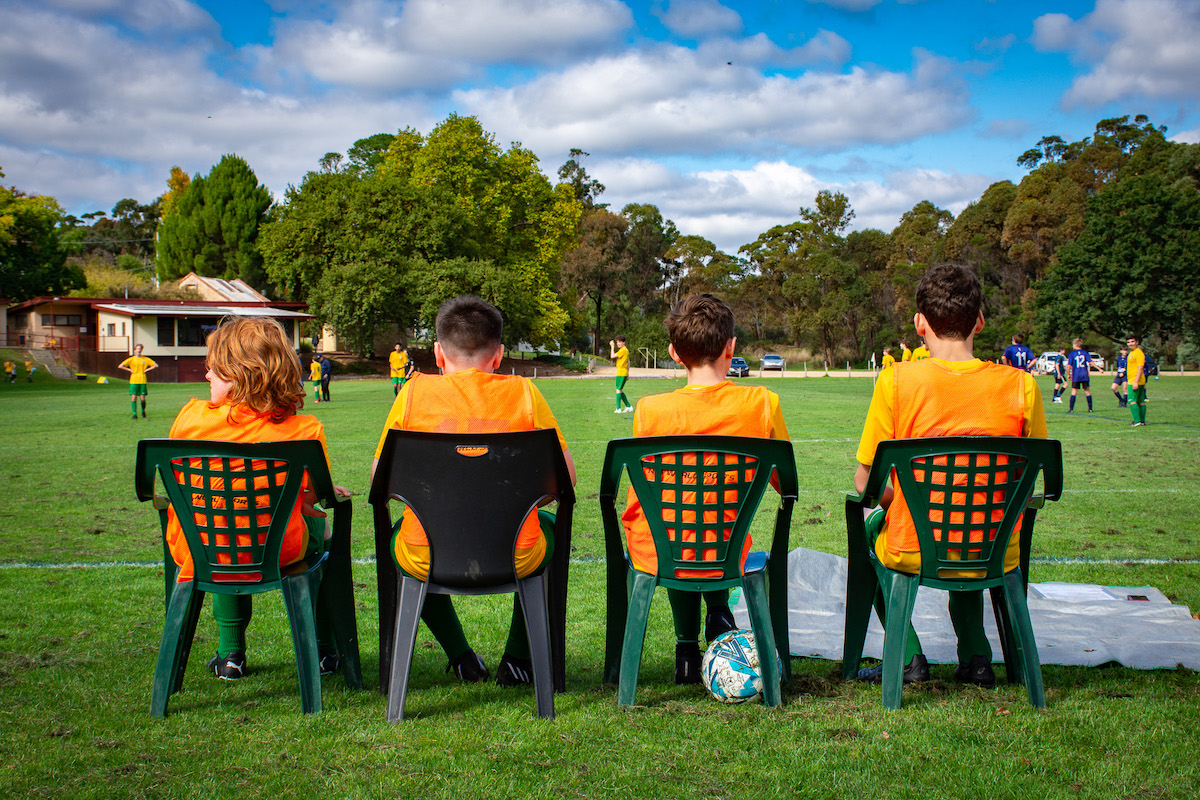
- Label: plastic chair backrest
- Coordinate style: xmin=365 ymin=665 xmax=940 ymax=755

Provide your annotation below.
xmin=369 ymin=428 xmax=575 ymax=589
xmin=136 ymin=439 xmax=334 ymax=588
xmin=600 ymin=436 xmax=798 ymax=581
xmin=862 ymin=437 xmax=1063 ymax=583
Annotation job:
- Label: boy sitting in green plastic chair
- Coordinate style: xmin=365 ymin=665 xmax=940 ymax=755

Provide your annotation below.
xmin=852 ymin=264 xmax=1047 ymax=688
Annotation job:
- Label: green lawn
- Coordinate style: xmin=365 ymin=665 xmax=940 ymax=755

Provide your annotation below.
xmin=2 ymin=366 xmax=1199 ymax=799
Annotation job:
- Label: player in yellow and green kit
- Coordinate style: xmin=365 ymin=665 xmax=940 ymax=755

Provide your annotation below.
xmin=610 ymin=335 xmax=632 ymax=413
xmin=1126 ymin=334 xmax=1148 ymax=427
xmin=118 ymin=343 xmax=158 ymax=419
xmin=388 ymin=344 xmax=410 ymax=397
xmin=309 ymin=357 xmax=322 ymax=403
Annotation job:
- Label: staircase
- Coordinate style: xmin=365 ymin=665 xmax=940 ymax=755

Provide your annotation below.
xmin=30 ymin=350 xmax=73 ymax=380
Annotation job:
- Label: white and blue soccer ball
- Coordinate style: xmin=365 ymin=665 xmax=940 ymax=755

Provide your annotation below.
xmin=701 ymin=629 xmax=778 ymax=704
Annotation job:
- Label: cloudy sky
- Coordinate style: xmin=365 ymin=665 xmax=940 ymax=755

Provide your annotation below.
xmin=2 ymin=0 xmax=1198 ymax=255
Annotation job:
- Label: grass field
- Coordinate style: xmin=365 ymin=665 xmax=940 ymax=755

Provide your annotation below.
xmin=2 ymin=360 xmax=1199 ymax=799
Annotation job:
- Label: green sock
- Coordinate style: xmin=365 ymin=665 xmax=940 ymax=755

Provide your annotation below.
xmin=211 ymin=593 xmax=252 ymax=655
xmin=503 ymin=512 xmax=557 ymax=659
xmin=948 ymin=590 xmax=992 ymax=663
xmin=131 ymin=399 xmax=138 ymax=415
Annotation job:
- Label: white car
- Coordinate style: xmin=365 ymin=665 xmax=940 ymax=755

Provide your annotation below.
xmin=1034 ymin=352 xmax=1063 ymax=375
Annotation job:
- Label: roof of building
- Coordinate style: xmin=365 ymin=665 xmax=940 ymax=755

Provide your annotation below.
xmin=176 ymin=273 xmax=270 ymax=303
xmin=95 ymin=303 xmax=311 ymax=319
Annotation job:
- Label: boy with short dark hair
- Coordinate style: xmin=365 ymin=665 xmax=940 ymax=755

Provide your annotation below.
xmin=610 ymin=335 xmax=632 ymax=413
xmin=621 ymin=293 xmax=789 ymax=683
xmin=1002 ymin=333 xmax=1034 ymax=372
xmin=852 ymin=264 xmax=1047 ymax=688
xmin=371 ymin=296 xmax=577 ymax=686
xmin=1052 ymin=347 xmax=1068 ymax=403
xmin=1110 ymin=346 xmax=1129 ymax=407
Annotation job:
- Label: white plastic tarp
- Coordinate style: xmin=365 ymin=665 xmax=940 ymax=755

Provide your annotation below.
xmin=731 ymin=547 xmax=1200 ymax=669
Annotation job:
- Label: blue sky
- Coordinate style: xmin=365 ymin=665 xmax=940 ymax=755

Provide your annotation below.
xmin=2 ymin=0 xmax=1197 ymax=256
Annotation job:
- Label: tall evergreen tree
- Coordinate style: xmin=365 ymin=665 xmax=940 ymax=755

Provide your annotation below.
xmin=156 ymin=154 xmax=272 ymax=286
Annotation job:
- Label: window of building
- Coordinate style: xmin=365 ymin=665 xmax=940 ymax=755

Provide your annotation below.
xmin=177 ymin=317 xmax=218 ymax=347
xmin=157 ymin=317 xmax=174 ymax=347
xmin=42 ymin=314 xmax=83 ymax=327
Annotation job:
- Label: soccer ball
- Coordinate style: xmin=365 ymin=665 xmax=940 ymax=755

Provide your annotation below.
xmin=701 ymin=629 xmax=777 ymax=704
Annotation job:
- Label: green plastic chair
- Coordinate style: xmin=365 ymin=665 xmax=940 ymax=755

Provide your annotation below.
xmin=600 ymin=435 xmax=798 ymax=707
xmin=136 ymin=439 xmax=363 ymax=716
xmin=841 ymin=436 xmax=1063 ymax=710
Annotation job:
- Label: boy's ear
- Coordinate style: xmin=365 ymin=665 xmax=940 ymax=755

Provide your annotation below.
xmin=489 ymin=344 xmax=505 ymax=370
xmin=913 ymin=313 xmax=927 ymax=337
xmin=974 ymin=312 xmax=985 ymax=335
xmin=667 ymin=343 xmax=685 ymax=365
xmin=723 ymin=337 xmax=737 ymax=358
xmin=433 ymin=341 xmax=446 ymax=369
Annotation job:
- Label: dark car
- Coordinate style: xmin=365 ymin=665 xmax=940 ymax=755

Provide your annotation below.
xmin=727 ymin=356 xmax=750 ymax=377
xmin=761 ymin=354 xmax=785 ymax=371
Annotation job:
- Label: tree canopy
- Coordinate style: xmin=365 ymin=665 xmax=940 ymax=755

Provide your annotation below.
xmin=1 ymin=169 xmax=82 ymax=301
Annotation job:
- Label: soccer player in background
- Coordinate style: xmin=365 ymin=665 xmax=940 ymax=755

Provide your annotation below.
xmin=1002 ymin=334 xmax=1034 ymax=372
xmin=1066 ymin=338 xmax=1093 ymax=413
xmin=118 ymin=343 xmax=158 ymax=419
xmin=610 ymin=335 xmax=632 ymax=413
xmin=1051 ymin=348 xmax=1068 ymax=403
xmin=309 ymin=355 xmax=322 ymax=403
xmin=1126 ymin=335 xmax=1148 ymax=427
xmin=388 ymin=344 xmax=410 ymax=397
xmin=1110 ymin=346 xmax=1129 ymax=407
xmin=881 ymin=346 xmax=896 ymax=370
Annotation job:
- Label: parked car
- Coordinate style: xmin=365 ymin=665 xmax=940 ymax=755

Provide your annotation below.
xmin=1089 ymin=352 xmax=1106 ymax=372
xmin=727 ymin=356 xmax=750 ymax=378
xmin=1034 ymin=351 xmax=1063 ymax=375
xmin=761 ymin=354 xmax=785 ymax=371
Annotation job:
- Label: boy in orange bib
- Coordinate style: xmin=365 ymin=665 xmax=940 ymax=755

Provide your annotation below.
xmin=621 ymin=294 xmax=789 ymax=683
xmin=853 ymin=264 xmax=1047 ymax=688
xmin=371 ymin=296 xmax=577 ymax=686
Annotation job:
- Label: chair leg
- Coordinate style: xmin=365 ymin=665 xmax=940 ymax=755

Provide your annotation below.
xmin=320 ymin=554 xmax=363 ymax=691
xmin=742 ymin=573 xmax=781 ymax=707
xmin=386 ymin=577 xmax=428 ymax=722
xmin=880 ymin=572 xmax=920 ymax=711
xmin=617 ymin=571 xmax=657 ymax=707
xmin=990 ymin=585 xmax=1022 ymax=684
xmin=1002 ymin=571 xmax=1046 ymax=708
xmin=603 ymin=560 xmax=631 ymax=685
xmin=765 ymin=554 xmax=792 ymax=684
xmin=151 ymin=582 xmax=201 ymax=718
xmin=841 ymin=520 xmax=879 ymax=681
xmin=282 ymin=576 xmax=323 ymax=714
xmin=517 ymin=574 xmax=555 ymax=719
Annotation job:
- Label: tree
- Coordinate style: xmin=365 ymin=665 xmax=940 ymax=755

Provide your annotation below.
xmin=557 ymin=148 xmax=605 ymax=208
xmin=621 ymin=202 xmax=677 ymax=310
xmin=306 ymin=258 xmax=414 ymax=357
xmin=740 ymin=191 xmax=868 ymax=365
xmin=1036 ymin=172 xmax=1200 ymax=343
xmin=346 ymin=133 xmax=396 ymax=176
xmin=160 ymin=166 xmax=191 ymax=217
xmin=1 ymin=171 xmax=83 ymax=301
xmin=560 ymin=208 xmax=631 ymax=355
xmin=156 ymin=154 xmax=272 ymax=285
xmin=664 ymin=234 xmax=742 ymax=306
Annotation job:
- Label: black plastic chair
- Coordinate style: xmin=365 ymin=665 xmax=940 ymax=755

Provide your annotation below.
xmin=370 ymin=428 xmax=575 ymax=720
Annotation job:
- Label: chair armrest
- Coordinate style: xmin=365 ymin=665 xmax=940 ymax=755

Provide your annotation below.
xmin=1025 ymin=493 xmax=1047 ymax=510
xmin=152 ymin=494 xmax=170 ymax=511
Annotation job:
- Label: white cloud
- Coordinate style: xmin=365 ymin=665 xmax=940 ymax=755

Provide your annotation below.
xmin=458 ymin=45 xmax=970 ymax=158
xmin=1032 ymin=0 xmax=1200 ymax=107
xmin=654 ymin=0 xmax=743 ymax=39
xmin=268 ymin=0 xmax=632 ymax=92
xmin=591 ymin=157 xmax=995 ymax=255
xmin=1173 ymin=129 xmax=1200 ymax=145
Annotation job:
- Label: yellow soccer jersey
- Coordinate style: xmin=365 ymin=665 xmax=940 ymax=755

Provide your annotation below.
xmin=615 ymin=346 xmax=630 ymax=376
xmin=119 ymin=354 xmax=157 ymax=384
xmin=389 ymin=350 xmax=408 ymax=378
xmin=309 ymin=360 xmax=322 ymax=382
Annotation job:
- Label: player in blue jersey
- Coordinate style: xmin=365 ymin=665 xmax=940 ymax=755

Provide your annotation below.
xmin=1002 ymin=334 xmax=1034 ymax=372
xmin=1066 ymin=338 xmax=1093 ymax=413
xmin=1110 ymin=346 xmax=1128 ymax=408
xmin=1051 ymin=348 xmax=1068 ymax=403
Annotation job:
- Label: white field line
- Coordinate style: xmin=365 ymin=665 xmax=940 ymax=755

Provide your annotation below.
xmin=5 ymin=555 xmax=1200 ymax=570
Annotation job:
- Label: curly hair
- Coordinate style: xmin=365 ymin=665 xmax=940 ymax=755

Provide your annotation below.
xmin=205 ymin=317 xmax=304 ymax=422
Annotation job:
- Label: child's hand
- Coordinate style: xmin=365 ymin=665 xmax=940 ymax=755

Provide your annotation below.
xmin=333 ymin=485 xmax=353 ymax=498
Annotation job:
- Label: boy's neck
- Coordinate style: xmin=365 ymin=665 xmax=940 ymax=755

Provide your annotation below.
xmin=435 ymin=342 xmax=503 ymax=375
xmin=684 ymin=362 xmax=729 ymax=386
xmin=925 ymin=333 xmax=975 ymax=362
